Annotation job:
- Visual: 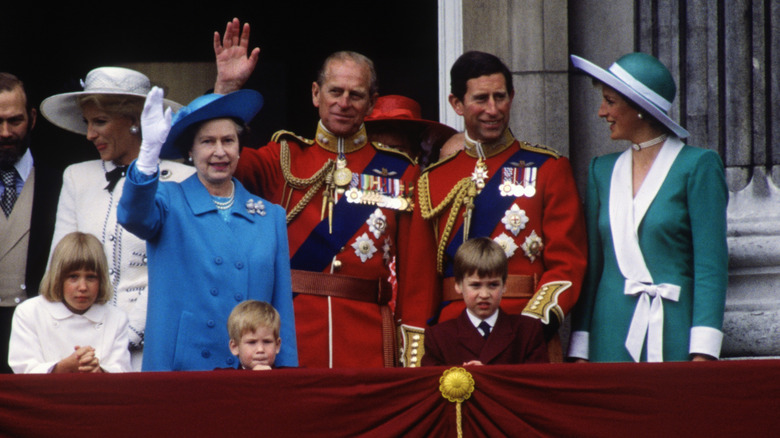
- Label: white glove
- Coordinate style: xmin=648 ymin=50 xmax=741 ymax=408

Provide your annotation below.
xmin=136 ymin=86 xmax=172 ymax=175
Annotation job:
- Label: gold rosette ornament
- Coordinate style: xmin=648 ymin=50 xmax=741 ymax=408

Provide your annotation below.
xmin=439 ymin=367 xmax=475 ymax=438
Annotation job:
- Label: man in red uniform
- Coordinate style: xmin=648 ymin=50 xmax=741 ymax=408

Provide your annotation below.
xmin=232 ymin=50 xmax=422 ymax=368
xmin=400 ymin=51 xmax=587 ymax=365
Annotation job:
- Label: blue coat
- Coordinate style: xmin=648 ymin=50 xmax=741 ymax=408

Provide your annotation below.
xmin=118 ymin=163 xmax=297 ymax=371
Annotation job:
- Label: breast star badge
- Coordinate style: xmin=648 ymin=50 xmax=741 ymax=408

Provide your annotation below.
xmin=352 ymin=233 xmax=378 ymax=263
xmin=501 ymin=204 xmax=529 ymax=236
xmin=493 ymin=233 xmax=519 ymax=259
xmin=521 ymin=230 xmax=544 ymax=262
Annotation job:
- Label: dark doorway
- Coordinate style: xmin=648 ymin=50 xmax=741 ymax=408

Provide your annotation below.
xmin=3 ymin=2 xmax=440 ymax=173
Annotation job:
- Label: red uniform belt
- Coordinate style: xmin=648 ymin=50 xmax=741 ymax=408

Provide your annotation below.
xmin=290 ymin=270 xmax=392 ymax=305
xmin=442 ymin=274 xmax=536 ymax=301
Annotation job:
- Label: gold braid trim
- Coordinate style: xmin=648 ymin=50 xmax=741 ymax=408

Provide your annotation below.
xmin=280 ymin=139 xmax=335 ymax=224
xmin=418 ymin=172 xmax=477 ymax=274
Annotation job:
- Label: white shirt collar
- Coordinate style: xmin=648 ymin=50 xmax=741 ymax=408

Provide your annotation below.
xmin=466 ymin=308 xmax=499 ymax=332
xmin=14 ymin=149 xmax=33 ymax=183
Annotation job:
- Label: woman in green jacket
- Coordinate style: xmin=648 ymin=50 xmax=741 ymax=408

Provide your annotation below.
xmin=567 ymin=52 xmax=728 ymax=362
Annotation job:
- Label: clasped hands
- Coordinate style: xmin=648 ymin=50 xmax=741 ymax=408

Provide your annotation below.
xmin=53 ymin=345 xmax=102 ymax=373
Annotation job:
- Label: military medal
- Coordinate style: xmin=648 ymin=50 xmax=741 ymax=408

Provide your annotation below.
xmin=333 ymin=157 xmax=353 ymax=188
xmin=499 ymin=165 xmax=537 ymax=198
xmin=522 ymin=167 xmax=537 ymax=197
xmin=343 ymin=169 xmax=413 ymax=212
xmin=471 ymin=158 xmax=489 ymax=193
xmin=500 ymin=167 xmax=516 ymax=197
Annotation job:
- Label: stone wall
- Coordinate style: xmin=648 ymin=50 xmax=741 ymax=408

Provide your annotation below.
xmin=459 ymin=0 xmax=780 ymax=358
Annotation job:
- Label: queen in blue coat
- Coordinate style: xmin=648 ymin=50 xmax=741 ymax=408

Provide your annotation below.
xmin=118 ymin=88 xmax=297 ymax=371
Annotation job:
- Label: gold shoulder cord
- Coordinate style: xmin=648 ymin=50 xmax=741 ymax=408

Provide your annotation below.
xmin=280 ymin=139 xmax=335 ymax=224
xmin=418 ymin=173 xmax=477 ymax=274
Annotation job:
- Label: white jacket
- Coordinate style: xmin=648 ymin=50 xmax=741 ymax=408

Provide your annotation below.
xmin=9 ymin=296 xmax=132 ymax=373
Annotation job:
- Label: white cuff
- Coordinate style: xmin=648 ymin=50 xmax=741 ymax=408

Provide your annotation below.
xmin=689 ymin=326 xmax=723 ymax=359
xmin=567 ymin=330 xmax=590 ymax=360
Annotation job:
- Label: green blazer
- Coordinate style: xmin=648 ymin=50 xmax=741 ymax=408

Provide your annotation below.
xmin=571 ymin=144 xmax=728 ymax=362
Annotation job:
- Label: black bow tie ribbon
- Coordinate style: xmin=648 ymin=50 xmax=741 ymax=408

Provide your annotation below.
xmin=104 ymin=165 xmax=128 ymax=193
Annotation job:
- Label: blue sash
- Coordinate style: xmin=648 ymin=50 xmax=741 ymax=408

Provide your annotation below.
xmin=290 ymin=151 xmax=412 ymax=272
xmin=442 ymin=149 xmax=550 ymax=277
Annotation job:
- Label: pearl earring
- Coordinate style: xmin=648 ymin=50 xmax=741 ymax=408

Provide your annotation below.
xmin=188 ymin=156 xmax=193 ymax=162
xmin=637 ymin=113 xmax=644 ymax=119
xmin=130 ymin=126 xmax=139 ymax=134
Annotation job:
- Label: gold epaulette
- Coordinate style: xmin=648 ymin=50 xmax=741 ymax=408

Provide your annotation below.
xmin=519 ymin=141 xmax=561 ymax=159
xmin=370 ymin=141 xmax=416 ymax=165
xmin=271 ymin=130 xmax=314 ymax=146
xmin=421 ymin=149 xmax=460 ymax=173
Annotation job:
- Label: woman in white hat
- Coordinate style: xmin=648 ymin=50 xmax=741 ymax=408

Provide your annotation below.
xmin=117 ymin=88 xmax=297 ymax=371
xmin=40 ymin=67 xmax=195 ymax=370
xmin=566 ymin=53 xmax=728 ymax=363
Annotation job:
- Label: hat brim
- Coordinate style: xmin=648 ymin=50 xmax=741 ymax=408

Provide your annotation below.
xmin=160 ymin=90 xmax=264 ymax=159
xmin=570 ymin=55 xmax=689 ymax=138
xmin=40 ymin=90 xmax=182 ymax=136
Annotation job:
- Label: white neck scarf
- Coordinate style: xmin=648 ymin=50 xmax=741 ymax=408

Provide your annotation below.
xmin=609 ymin=136 xmax=684 ymax=362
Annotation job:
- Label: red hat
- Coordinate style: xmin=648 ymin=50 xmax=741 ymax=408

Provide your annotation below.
xmin=366 ymin=95 xmax=443 ymax=127
xmin=365 ymin=95 xmax=457 ymax=156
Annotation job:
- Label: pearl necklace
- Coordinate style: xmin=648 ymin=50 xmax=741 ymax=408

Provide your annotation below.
xmin=212 ymin=181 xmax=235 ymax=210
xmin=632 ymin=134 xmax=668 ymax=151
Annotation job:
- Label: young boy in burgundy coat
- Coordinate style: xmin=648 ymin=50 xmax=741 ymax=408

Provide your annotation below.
xmin=421 ymin=237 xmax=548 ymax=366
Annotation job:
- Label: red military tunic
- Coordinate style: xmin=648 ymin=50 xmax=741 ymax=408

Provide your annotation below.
xmin=234 ymin=122 xmax=418 ymax=368
xmin=402 ymin=129 xmax=587 ymax=365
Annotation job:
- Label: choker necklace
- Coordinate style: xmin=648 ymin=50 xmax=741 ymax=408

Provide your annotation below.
xmin=632 ymin=134 xmax=668 ymax=151
xmin=212 ymin=181 xmax=235 ymax=210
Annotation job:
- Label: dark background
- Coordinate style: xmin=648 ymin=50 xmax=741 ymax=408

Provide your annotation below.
xmin=2 ymin=2 xmax=439 ymax=173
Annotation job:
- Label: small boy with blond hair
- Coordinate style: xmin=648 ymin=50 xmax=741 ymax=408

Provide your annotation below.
xmin=227 ymin=300 xmax=283 ymax=370
xmin=421 ymin=237 xmax=548 ymax=366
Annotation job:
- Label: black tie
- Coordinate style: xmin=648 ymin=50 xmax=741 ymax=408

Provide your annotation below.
xmin=104 ymin=165 xmax=128 ymax=193
xmin=478 ymin=321 xmax=491 ymax=339
xmin=1 ymin=168 xmax=19 ymax=217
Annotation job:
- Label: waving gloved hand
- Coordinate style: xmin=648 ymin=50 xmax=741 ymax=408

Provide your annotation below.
xmin=136 ymin=86 xmax=172 ymax=175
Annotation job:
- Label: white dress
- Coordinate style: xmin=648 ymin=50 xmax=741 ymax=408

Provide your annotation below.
xmin=49 ymin=159 xmax=194 ymax=370
xmin=9 ymin=296 xmax=132 ymax=373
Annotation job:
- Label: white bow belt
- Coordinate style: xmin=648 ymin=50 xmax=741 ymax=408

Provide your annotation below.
xmin=624 ymin=279 xmax=681 ymax=362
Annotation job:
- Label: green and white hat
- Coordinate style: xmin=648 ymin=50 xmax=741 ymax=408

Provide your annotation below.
xmin=571 ymin=52 xmax=689 ymax=138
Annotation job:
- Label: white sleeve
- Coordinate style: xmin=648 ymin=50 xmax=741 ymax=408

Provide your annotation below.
xmin=8 ymin=301 xmax=58 ymax=374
